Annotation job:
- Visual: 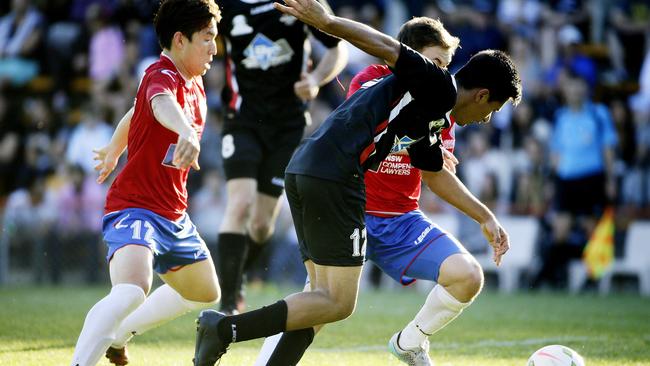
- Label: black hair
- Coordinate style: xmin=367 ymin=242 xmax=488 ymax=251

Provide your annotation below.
xmin=397 ymin=17 xmax=459 ymax=53
xmin=154 ymin=0 xmax=221 ymax=50
xmin=455 ymin=50 xmax=522 ymax=105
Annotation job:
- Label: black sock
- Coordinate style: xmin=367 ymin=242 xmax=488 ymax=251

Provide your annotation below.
xmin=266 ymin=328 xmax=315 ymax=366
xmin=217 ymin=233 xmax=248 ymax=310
xmin=217 ymin=300 xmax=288 ymax=343
xmin=243 ymin=235 xmax=266 ymax=271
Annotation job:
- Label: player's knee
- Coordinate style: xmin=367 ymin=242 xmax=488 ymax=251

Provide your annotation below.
xmin=130 ymin=280 xmax=151 ymax=295
xmin=461 ymin=260 xmax=484 ymax=299
xmin=248 ymin=219 xmax=274 ymax=242
xmin=440 ymin=255 xmax=483 ymax=302
xmin=198 ymin=286 xmax=221 ymax=304
xmin=330 ymin=297 xmax=357 ymax=321
xmin=182 ymin=285 xmax=220 ymax=304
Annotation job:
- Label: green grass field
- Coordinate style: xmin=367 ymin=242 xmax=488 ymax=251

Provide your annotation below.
xmin=1 ymin=284 xmax=649 ymax=366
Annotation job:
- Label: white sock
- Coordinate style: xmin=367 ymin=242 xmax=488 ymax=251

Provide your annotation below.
xmin=398 ymin=285 xmax=470 ymax=351
xmin=70 ymin=284 xmax=145 ymax=366
xmin=112 ymin=284 xmax=214 ymax=347
xmin=253 ymin=333 xmax=283 ymax=366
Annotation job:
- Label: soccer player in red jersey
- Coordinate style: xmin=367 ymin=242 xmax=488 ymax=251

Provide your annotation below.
xmin=70 ymin=1 xmax=221 ymax=365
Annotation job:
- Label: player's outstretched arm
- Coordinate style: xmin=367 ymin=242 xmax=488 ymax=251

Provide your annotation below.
xmin=93 ymin=106 xmax=134 ymax=183
xmin=151 ymin=94 xmax=201 ymax=170
xmin=274 ymin=0 xmax=400 ymax=67
xmin=422 ymin=168 xmax=510 ymax=265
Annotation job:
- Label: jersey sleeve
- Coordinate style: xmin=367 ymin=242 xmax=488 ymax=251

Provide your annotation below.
xmin=408 ymin=138 xmax=444 ymax=172
xmin=145 ymin=69 xmax=179 ymax=102
xmin=392 ymin=44 xmax=456 ymax=113
xmin=347 ymin=64 xmax=391 ymax=98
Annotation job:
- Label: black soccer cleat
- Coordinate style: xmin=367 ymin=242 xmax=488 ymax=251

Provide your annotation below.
xmin=193 ymin=309 xmax=230 ymax=366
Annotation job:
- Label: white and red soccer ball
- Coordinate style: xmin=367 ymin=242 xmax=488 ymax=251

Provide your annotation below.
xmin=527 ymin=345 xmax=586 ymax=366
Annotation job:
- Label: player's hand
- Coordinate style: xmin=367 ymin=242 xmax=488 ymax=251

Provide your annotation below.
xmin=294 ymin=73 xmax=320 ymax=101
xmin=93 ymin=146 xmax=120 ymax=184
xmin=441 ymin=147 xmax=458 ymax=174
xmin=480 ymin=217 xmax=510 ymax=266
xmin=173 ymin=129 xmax=201 ymax=170
xmin=273 ymin=0 xmax=331 ymax=30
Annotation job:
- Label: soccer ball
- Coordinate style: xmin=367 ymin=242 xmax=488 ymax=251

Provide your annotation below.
xmin=527 ymin=345 xmax=586 ymax=366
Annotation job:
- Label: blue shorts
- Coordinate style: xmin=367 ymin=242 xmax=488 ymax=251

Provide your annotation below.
xmin=365 ymin=210 xmax=467 ymax=285
xmin=102 ymin=208 xmax=210 ymax=274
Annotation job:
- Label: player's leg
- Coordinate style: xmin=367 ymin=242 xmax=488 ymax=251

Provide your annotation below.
xmin=218 ymin=125 xmax=263 ymax=314
xmin=366 ymin=211 xmax=479 ymax=364
xmin=241 ymin=124 xmax=305 ymax=305
xmin=194 ymin=262 xmax=361 ymax=366
xmin=111 ymin=214 xmax=220 ymax=350
xmin=193 ymin=174 xmax=365 ymax=365
xmin=244 ymin=192 xmax=282 ymax=269
xmin=218 ymin=178 xmax=256 ymax=314
xmin=70 ymin=245 xmax=150 ymax=366
xmin=111 ymin=259 xmax=220 ymax=350
xmin=253 ymin=276 xmax=322 ymax=366
xmin=394 ymin=252 xmax=481 ymax=353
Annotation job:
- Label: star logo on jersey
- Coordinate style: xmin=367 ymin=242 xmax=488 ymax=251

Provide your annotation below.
xmin=242 ymin=34 xmax=294 ymax=70
xmin=391 ymin=135 xmax=417 ymax=153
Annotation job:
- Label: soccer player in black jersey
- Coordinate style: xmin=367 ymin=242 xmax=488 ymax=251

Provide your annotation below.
xmin=192 ymin=1 xmax=522 ymax=365
xmin=215 ymin=0 xmax=348 ymax=315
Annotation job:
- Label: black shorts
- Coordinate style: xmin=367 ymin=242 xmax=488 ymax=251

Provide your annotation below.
xmin=221 ymin=116 xmax=305 ymax=197
xmin=554 ymin=173 xmax=606 ymax=216
xmin=285 ymin=173 xmax=366 ymax=267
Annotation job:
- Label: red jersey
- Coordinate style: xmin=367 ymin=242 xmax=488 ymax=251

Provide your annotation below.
xmin=347 ymin=65 xmax=455 ymax=217
xmin=105 ymin=54 xmax=206 ymax=220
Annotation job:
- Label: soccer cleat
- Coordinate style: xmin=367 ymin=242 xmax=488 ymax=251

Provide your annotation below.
xmin=388 ymin=332 xmax=434 ymax=366
xmin=193 ymin=310 xmax=230 ymax=366
xmin=105 ymin=346 xmax=129 ymax=365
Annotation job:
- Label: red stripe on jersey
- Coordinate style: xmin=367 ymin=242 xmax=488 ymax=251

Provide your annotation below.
xmin=359 ymin=141 xmax=376 ymax=165
xmin=375 ymin=119 xmax=388 ymax=134
xmin=225 ymin=57 xmax=239 ymax=111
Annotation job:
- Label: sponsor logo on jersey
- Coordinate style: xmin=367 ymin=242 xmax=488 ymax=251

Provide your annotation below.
xmin=242 ymin=34 xmax=294 ymax=70
xmin=231 ymin=15 xmax=253 ymax=36
xmin=391 ymin=135 xmax=418 ymax=153
xmin=377 ymin=154 xmax=412 ymax=176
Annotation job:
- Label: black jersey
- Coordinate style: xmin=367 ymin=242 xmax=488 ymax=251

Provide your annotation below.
xmin=219 ymin=0 xmax=340 ymax=125
xmin=286 ymin=44 xmax=457 ymax=184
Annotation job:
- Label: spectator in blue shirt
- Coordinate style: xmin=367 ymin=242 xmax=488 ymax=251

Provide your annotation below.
xmin=536 ymin=69 xmax=618 ymax=288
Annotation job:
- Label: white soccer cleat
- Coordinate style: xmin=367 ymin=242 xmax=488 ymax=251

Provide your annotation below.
xmin=388 ymin=332 xmax=434 ymax=366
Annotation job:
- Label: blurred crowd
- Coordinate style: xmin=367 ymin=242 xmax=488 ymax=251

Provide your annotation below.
xmin=0 ymin=0 xmax=648 ymax=290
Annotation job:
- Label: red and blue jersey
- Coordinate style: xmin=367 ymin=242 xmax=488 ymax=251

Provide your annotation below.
xmin=105 ymin=54 xmax=207 ymax=221
xmin=347 ymin=64 xmax=456 ymax=217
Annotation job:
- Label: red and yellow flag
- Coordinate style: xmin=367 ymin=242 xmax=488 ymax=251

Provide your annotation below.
xmin=583 ymin=207 xmax=615 ymax=279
